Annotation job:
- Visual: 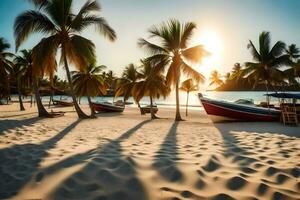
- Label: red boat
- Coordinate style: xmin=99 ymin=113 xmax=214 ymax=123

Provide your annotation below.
xmin=91 ymin=101 xmax=125 ymax=112
xmin=53 ymin=99 xmax=74 ymax=107
xmin=198 ymin=93 xmax=281 ymax=122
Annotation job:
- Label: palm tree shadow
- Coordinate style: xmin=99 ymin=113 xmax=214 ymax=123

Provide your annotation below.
xmin=0 ymin=117 xmax=41 ymax=136
xmin=213 ymin=123 xmax=259 ymax=168
xmin=0 ymin=119 xmax=81 ymax=199
xmin=153 ymin=122 xmax=183 ymax=182
xmin=48 ymin=120 xmax=151 ymax=200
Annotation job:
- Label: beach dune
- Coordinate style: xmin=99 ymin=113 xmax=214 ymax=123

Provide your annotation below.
xmin=0 ymin=103 xmax=299 ymax=200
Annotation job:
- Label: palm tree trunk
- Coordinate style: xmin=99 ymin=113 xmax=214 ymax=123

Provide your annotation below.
xmin=87 ymin=96 xmax=96 ymax=118
xmin=265 ymin=80 xmax=270 ymax=108
xmin=150 ymin=96 xmax=157 ymax=119
xmin=186 ymin=91 xmax=189 ymax=116
xmin=62 ymin=46 xmax=89 ymax=119
xmin=48 ymin=89 xmax=54 ymax=108
xmin=33 ymin=77 xmax=51 ymax=117
xmin=137 ymin=101 xmax=144 ymax=115
xmin=175 ymin=81 xmax=182 ymax=121
xmin=17 ymin=79 xmax=25 ymax=111
xmin=30 ymin=94 xmax=33 ymax=107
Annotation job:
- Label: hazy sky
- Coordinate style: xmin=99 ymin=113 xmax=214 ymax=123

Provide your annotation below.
xmin=1 ymin=0 xmax=300 ymax=86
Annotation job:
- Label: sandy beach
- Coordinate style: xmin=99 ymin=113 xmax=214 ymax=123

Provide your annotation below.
xmin=0 ymin=103 xmax=299 ymax=200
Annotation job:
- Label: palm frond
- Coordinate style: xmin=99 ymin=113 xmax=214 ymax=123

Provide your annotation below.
xmin=66 ymin=34 xmax=96 ymax=70
xmin=181 ymin=61 xmax=205 ymax=83
xmin=14 ymin=10 xmax=56 ymax=50
xmin=180 ymin=22 xmax=196 ymax=49
xmin=247 ymin=40 xmax=261 ymax=62
xmin=269 ymin=41 xmax=286 ymax=58
xmin=182 ymin=45 xmax=210 ymax=63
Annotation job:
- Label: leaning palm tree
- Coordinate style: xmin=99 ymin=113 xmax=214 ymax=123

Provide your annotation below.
xmin=0 ymin=38 xmax=14 ymax=102
xmin=14 ymin=0 xmax=116 ymax=118
xmin=15 ymin=49 xmax=52 ymax=116
xmin=72 ymin=64 xmax=107 ymax=118
xmin=180 ymin=79 xmax=198 ymax=116
xmin=115 ymin=64 xmax=141 ymax=104
xmin=242 ymin=31 xmax=290 ymax=92
xmin=209 ymin=70 xmax=223 ymax=87
xmin=138 ymin=19 xmax=208 ymax=121
xmin=133 ymin=59 xmax=170 ymax=119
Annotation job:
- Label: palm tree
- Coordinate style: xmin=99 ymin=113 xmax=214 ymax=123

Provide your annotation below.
xmin=180 ymin=79 xmax=198 ymax=116
xmin=133 ymin=59 xmax=170 ymax=119
xmin=72 ymin=64 xmax=107 ymax=118
xmin=138 ymin=19 xmax=208 ymax=121
xmin=224 ymin=72 xmax=231 ymax=83
xmin=15 ymin=49 xmax=52 ymax=116
xmin=242 ymin=31 xmax=290 ymax=92
xmin=0 ymin=38 xmax=14 ymax=102
xmin=115 ymin=64 xmax=141 ymax=105
xmin=209 ymin=70 xmax=223 ymax=87
xmin=284 ymin=44 xmax=300 ymax=86
xmin=286 ymin=44 xmax=300 ymax=62
xmin=10 ymin=60 xmax=26 ymax=111
xmin=14 ymin=0 xmax=116 ymax=118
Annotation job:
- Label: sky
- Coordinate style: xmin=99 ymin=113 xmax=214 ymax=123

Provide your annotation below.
xmin=1 ymin=0 xmax=300 ymax=88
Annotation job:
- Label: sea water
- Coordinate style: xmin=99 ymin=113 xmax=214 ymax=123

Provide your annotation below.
xmin=24 ymin=91 xmax=296 ymax=110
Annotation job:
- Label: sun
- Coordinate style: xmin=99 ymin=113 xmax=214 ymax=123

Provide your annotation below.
xmin=192 ymin=30 xmax=224 ymax=80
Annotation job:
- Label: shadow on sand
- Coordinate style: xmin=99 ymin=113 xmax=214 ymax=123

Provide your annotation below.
xmin=153 ymin=122 xmax=183 ymax=182
xmin=0 ymin=117 xmax=41 ymax=135
xmin=215 ymin=122 xmax=299 ymax=138
xmin=0 ymin=119 xmax=81 ymax=199
xmin=41 ymin=120 xmax=151 ymax=200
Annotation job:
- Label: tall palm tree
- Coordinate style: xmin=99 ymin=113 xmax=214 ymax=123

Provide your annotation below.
xmin=209 ymin=70 xmax=223 ymax=87
xmin=138 ymin=19 xmax=208 ymax=121
xmin=180 ymin=79 xmax=198 ymax=116
xmin=14 ymin=0 xmax=116 ymax=118
xmin=72 ymin=64 xmax=107 ymax=118
xmin=133 ymin=59 xmax=170 ymax=119
xmin=10 ymin=60 xmax=26 ymax=111
xmin=242 ymin=31 xmax=290 ymax=92
xmin=115 ymin=63 xmax=141 ymax=104
xmin=0 ymin=38 xmax=14 ymax=102
xmin=15 ymin=49 xmax=51 ymax=116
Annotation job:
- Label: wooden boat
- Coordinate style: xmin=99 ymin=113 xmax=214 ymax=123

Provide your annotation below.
xmin=198 ymin=93 xmax=281 ymax=122
xmin=91 ymin=101 xmax=125 ymax=112
xmin=140 ymin=105 xmax=158 ymax=114
xmin=53 ymin=99 xmax=74 ymax=107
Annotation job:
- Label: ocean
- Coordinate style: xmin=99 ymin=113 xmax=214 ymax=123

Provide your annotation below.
xmin=27 ymin=91 xmax=295 ymax=110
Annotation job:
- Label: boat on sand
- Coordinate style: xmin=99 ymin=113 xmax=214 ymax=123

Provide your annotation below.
xmin=198 ymin=93 xmax=281 ymax=122
xmin=91 ymin=101 xmax=125 ymax=112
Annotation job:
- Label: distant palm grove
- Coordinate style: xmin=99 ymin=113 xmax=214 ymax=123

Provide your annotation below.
xmin=0 ymin=0 xmax=300 ymax=121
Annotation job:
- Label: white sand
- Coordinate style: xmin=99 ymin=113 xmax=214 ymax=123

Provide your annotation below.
xmin=0 ymin=102 xmax=299 ymax=200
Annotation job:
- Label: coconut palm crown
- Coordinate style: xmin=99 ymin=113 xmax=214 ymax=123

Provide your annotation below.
xmin=242 ymin=31 xmax=291 ymax=90
xmin=72 ymin=64 xmax=107 ymax=118
xmin=14 ymin=0 xmax=116 ymax=118
xmin=138 ymin=19 xmax=208 ymax=121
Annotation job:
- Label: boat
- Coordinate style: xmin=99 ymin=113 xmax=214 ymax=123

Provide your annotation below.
xmin=91 ymin=101 xmax=125 ymax=112
xmin=53 ymin=99 xmax=74 ymax=107
xmin=140 ymin=105 xmax=158 ymax=114
xmin=198 ymin=93 xmax=281 ymax=122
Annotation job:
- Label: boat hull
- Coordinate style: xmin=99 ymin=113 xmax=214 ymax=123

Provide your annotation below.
xmin=199 ymin=95 xmax=280 ymax=122
xmin=91 ymin=102 xmax=125 ymax=112
xmin=53 ymin=100 xmax=74 ymax=107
